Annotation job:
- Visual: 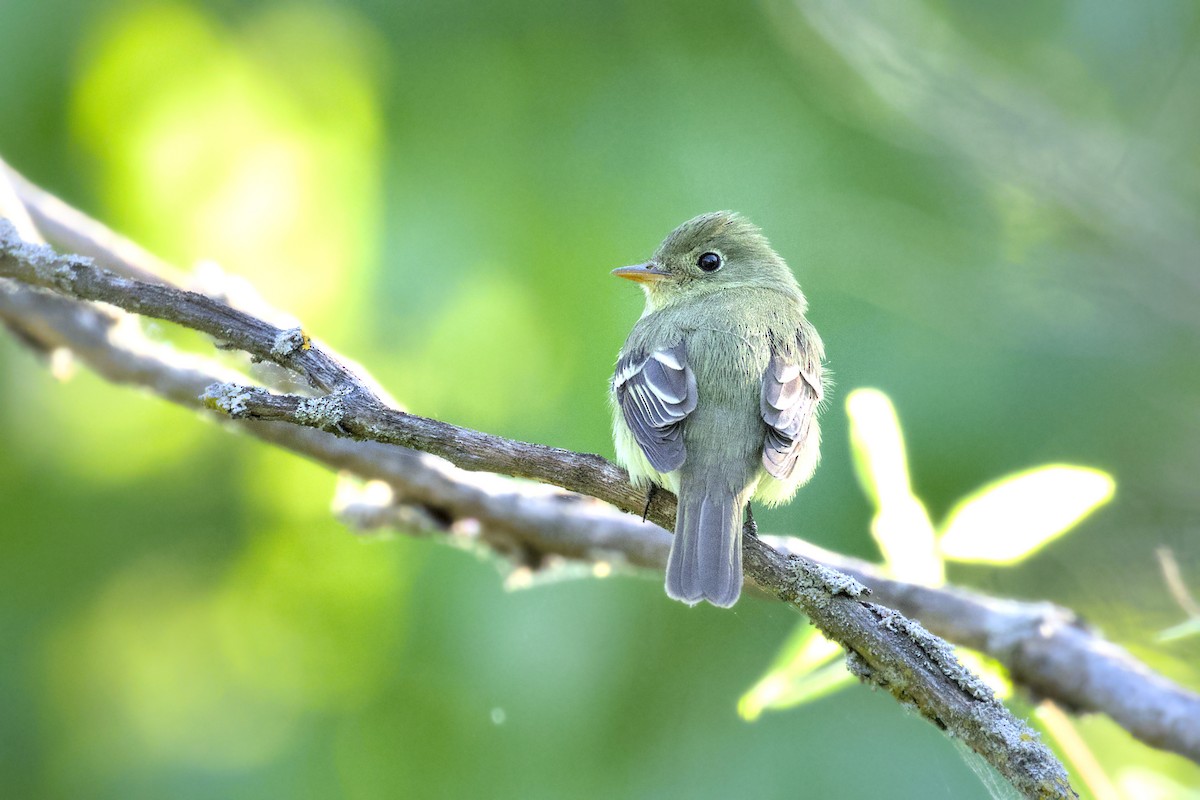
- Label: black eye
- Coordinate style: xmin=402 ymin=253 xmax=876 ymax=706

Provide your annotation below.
xmin=697 ymin=252 xmax=722 ymax=272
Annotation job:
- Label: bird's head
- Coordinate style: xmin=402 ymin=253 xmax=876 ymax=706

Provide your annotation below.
xmin=612 ymin=211 xmax=802 ymax=310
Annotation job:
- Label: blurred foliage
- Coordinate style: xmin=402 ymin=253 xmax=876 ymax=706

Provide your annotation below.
xmin=743 ymin=388 xmax=1125 ymax=784
xmin=1 ymin=0 xmax=1199 ymax=798
xmin=738 ymin=619 xmax=852 ymax=722
xmin=939 ymin=464 xmax=1115 ymax=564
xmin=1160 ymin=619 xmax=1200 ymax=644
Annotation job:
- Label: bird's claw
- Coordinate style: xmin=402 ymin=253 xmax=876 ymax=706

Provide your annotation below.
xmin=642 ymin=484 xmax=658 ymax=523
xmin=743 ymin=501 xmax=758 ymax=538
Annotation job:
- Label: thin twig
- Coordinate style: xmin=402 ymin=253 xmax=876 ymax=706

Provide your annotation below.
xmin=1156 ymin=546 xmax=1200 ymax=620
xmin=1036 ymin=702 xmax=1121 ymax=800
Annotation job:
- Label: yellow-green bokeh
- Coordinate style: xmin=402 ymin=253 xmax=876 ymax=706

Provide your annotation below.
xmin=1 ymin=1 xmax=1198 ymax=798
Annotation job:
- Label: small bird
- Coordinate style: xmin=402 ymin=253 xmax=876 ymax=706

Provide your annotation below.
xmin=611 ymin=212 xmax=825 ymax=607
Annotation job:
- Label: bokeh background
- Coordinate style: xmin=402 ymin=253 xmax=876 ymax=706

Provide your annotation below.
xmin=2 ymin=0 xmax=1199 ymax=797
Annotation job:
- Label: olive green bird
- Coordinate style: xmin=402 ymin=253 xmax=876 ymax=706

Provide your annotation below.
xmin=611 ymin=212 xmax=825 ymax=607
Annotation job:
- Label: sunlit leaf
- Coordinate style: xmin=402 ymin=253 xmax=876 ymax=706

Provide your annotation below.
xmin=870 ymin=494 xmax=944 ymax=586
xmin=1117 ymin=767 xmax=1200 ymax=800
xmin=846 ymin=388 xmax=913 ymax=508
xmin=756 ymin=623 xmax=842 ymax=680
xmin=739 ymin=624 xmax=847 ymax=721
xmin=846 ymin=389 xmax=943 ymax=585
xmin=939 ymin=465 xmax=1115 ymax=564
xmin=1158 ymin=617 xmax=1200 ymax=643
xmin=739 ymin=661 xmax=855 ymax=721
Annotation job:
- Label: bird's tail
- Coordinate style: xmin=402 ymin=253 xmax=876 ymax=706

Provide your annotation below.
xmin=666 ymin=478 xmax=743 ymax=607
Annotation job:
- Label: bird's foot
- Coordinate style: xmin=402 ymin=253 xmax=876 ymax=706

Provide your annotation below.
xmin=743 ymin=501 xmax=758 ymax=538
xmin=641 ymin=484 xmax=658 ymax=523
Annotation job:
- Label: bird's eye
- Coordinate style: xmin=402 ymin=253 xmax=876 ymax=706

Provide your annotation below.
xmin=697 ymin=252 xmax=722 ymax=272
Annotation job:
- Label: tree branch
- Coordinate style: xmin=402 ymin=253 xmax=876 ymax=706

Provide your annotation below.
xmin=0 ymin=172 xmax=1190 ymax=777
xmin=0 ymin=166 xmax=1188 ymax=785
xmin=0 ymin=177 xmax=1179 ymax=769
xmin=0 ymin=188 xmax=1183 ymax=771
xmin=0 ymin=214 xmax=1186 ymax=774
xmin=4 ymin=167 xmax=1185 ymax=796
xmin=766 ymin=538 xmax=1200 ymax=763
xmin=0 ymin=216 xmax=1080 ymax=798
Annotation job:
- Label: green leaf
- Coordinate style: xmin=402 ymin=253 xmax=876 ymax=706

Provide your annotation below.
xmin=939 ymin=465 xmax=1115 ymax=564
xmin=1158 ymin=617 xmax=1200 ymax=643
xmin=846 ymin=388 xmax=943 ymax=585
xmin=738 ymin=625 xmax=848 ymax=721
xmin=870 ymin=494 xmax=944 ymax=586
xmin=846 ymin=388 xmax=913 ymax=508
xmin=738 ymin=660 xmax=856 ymax=721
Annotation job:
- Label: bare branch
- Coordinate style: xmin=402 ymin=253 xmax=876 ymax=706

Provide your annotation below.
xmin=1 ymin=158 xmax=186 ymax=287
xmin=0 ymin=217 xmax=1077 ymax=798
xmin=1157 ymin=547 xmax=1200 ymax=620
xmin=0 ymin=232 xmax=1188 ymax=773
xmin=0 ymin=169 xmax=1179 ymax=774
xmin=331 ymin=463 xmax=1200 ymax=768
xmin=767 ymin=538 xmax=1200 ymax=763
xmin=0 ymin=166 xmax=1189 ymax=782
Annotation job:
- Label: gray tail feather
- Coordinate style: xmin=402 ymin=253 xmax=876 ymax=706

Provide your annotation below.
xmin=665 ymin=480 xmax=743 ymax=607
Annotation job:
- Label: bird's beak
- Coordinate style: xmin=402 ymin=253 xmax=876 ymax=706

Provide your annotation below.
xmin=611 ymin=263 xmax=671 ymax=284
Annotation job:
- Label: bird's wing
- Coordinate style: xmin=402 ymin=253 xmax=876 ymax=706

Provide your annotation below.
xmin=613 ymin=342 xmax=698 ymax=473
xmin=760 ymin=333 xmax=823 ymax=480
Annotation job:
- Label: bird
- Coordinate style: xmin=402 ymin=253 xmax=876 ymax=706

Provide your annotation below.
xmin=610 ymin=211 xmax=825 ymax=607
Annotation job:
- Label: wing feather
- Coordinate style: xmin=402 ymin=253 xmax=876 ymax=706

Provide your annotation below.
xmin=760 ymin=334 xmax=823 ymax=480
xmin=614 ymin=342 xmax=697 ymax=473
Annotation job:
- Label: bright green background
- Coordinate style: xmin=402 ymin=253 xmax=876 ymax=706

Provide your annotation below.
xmin=1 ymin=1 xmax=1198 ymax=798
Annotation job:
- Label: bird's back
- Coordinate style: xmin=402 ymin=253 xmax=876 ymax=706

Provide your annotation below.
xmin=618 ymin=287 xmax=806 ymax=488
